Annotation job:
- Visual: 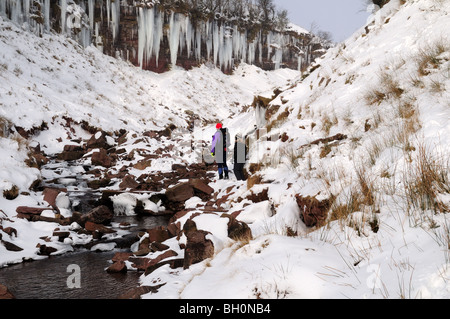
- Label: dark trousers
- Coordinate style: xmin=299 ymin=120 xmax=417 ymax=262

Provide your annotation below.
xmin=217 ymin=152 xmax=229 ymax=179
xmin=234 ymin=163 xmax=245 ymax=181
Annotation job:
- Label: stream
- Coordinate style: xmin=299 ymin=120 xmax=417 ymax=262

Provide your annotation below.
xmin=0 ymin=159 xmax=171 ymax=299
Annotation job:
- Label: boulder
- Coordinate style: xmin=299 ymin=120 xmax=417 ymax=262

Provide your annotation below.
xmin=150 ymin=242 xmax=170 ymax=252
xmin=0 ymin=227 xmax=17 ymax=238
xmin=130 ymin=250 xmax=179 ymax=272
xmin=87 ymin=131 xmax=110 ymax=150
xmin=133 ymin=159 xmax=152 ymax=171
xmin=15 ymin=206 xmax=51 ymax=220
xmin=111 ymin=252 xmax=133 ymax=263
xmin=189 ymin=179 xmax=214 ymax=195
xmin=83 ymin=205 xmax=114 ymax=225
xmin=91 ymin=148 xmax=112 ymax=168
xmin=295 ymin=195 xmax=335 ymax=227
xmin=3 ymin=185 xmax=19 ymax=200
xmin=226 ymin=216 xmax=253 ymax=242
xmin=119 ymin=175 xmax=139 ymax=190
xmin=165 ymin=182 xmax=194 ymax=202
xmin=0 ymin=284 xmax=15 ymax=299
xmin=1 ymin=240 xmax=23 ymax=252
xmin=26 ymin=152 xmax=49 ymax=168
xmin=183 ymin=230 xmax=214 ymax=269
xmin=57 ymin=145 xmax=85 ymax=161
xmin=52 ymin=231 xmax=71 ymax=242
xmin=147 ymin=226 xmax=171 ymax=243
xmin=106 ymin=261 xmax=127 ymax=273
xmin=85 ymin=221 xmax=116 ymax=234
xmin=43 ymin=187 xmax=67 ymax=208
xmin=38 ymin=244 xmax=58 ymax=256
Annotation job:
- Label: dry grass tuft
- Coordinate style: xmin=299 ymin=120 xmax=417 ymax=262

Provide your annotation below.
xmin=403 ymin=143 xmax=450 ymax=215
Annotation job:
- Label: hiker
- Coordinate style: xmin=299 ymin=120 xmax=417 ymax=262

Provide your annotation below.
xmin=211 ymin=123 xmax=231 ymax=180
xmin=233 ymin=132 xmax=247 ymax=181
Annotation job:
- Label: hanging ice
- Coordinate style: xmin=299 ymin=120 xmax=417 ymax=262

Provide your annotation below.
xmin=138 ymin=7 xmax=164 ymax=68
xmin=110 ymin=0 xmax=120 ymax=41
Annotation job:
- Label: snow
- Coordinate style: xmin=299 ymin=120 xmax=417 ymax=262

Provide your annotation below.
xmin=0 ymin=0 xmax=449 ymax=300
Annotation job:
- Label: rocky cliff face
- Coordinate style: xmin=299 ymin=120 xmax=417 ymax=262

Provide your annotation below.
xmin=0 ymin=0 xmax=330 ymax=73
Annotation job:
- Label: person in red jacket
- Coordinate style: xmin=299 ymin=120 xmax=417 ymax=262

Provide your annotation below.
xmin=211 ymin=123 xmax=231 ymax=180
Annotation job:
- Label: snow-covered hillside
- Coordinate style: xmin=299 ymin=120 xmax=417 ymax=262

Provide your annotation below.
xmin=0 ymin=0 xmax=449 ymax=300
xmin=0 ymin=13 xmax=298 ymax=265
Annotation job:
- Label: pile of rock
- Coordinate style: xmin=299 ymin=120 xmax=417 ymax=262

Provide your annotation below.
xmin=107 ymin=210 xmax=252 ymax=276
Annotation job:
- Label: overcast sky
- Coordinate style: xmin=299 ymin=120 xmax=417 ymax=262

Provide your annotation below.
xmin=274 ymin=0 xmax=372 ymax=42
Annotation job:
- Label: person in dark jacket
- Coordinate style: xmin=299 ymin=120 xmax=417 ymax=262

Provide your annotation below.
xmin=233 ymin=132 xmax=247 ymax=181
xmin=211 ymin=123 xmax=231 ymax=180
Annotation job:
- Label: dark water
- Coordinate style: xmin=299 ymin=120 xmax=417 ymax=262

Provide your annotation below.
xmin=0 ymin=160 xmax=172 ymax=299
xmin=0 ymin=214 xmax=170 ymax=299
xmin=0 ymin=250 xmax=141 ymax=299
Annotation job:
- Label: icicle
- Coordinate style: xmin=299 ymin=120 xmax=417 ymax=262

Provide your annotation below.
xmin=185 ymin=17 xmax=192 ymax=59
xmin=111 ymin=0 xmax=120 ymax=41
xmin=95 ymin=21 xmax=104 ymax=52
xmin=168 ymin=12 xmax=181 ymax=67
xmin=153 ymin=9 xmax=163 ymax=66
xmin=206 ymin=21 xmax=212 ymax=62
xmin=8 ymin=0 xmax=23 ymax=26
xmin=213 ymin=22 xmax=219 ymax=66
xmin=298 ymin=54 xmax=303 ymax=72
xmin=106 ymin=0 xmax=110 ymax=27
xmin=195 ymin=22 xmax=202 ymax=61
xmin=138 ymin=7 xmax=155 ymax=69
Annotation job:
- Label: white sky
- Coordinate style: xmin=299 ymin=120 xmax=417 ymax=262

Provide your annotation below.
xmin=274 ymin=0 xmax=373 ymax=42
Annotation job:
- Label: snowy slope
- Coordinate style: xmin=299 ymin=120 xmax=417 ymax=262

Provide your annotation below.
xmin=140 ymin=0 xmax=450 ymax=299
xmin=0 ymin=14 xmax=297 ymax=134
xmin=0 ymin=12 xmax=297 ymax=186
xmin=0 ymin=14 xmax=298 ymax=266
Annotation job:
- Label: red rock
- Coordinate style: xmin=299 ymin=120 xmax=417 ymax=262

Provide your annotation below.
xmin=38 ymin=244 xmax=57 ymax=256
xmin=87 ymin=131 xmax=109 ymax=149
xmin=84 ymin=205 xmax=114 ymax=225
xmin=1 ymin=227 xmax=17 ymax=237
xmin=1 ymin=240 xmax=23 ymax=252
xmin=189 ymin=179 xmax=214 ymax=195
xmin=147 ymin=226 xmax=171 ymax=243
xmin=63 ymin=144 xmax=84 ymax=152
xmin=107 ymin=261 xmax=127 ymax=273
xmin=112 ymin=252 xmax=133 ymax=263
xmin=91 ymin=148 xmax=112 ymax=168
xmin=183 ymin=230 xmax=214 ymax=269
xmin=133 ymin=159 xmax=152 ymax=170
xmin=119 ymin=175 xmax=139 ymax=190
xmin=15 ymin=206 xmax=50 ymax=220
xmin=167 ymin=222 xmax=181 ymax=238
xmin=130 ymin=250 xmax=178 ymax=271
xmin=43 ymin=187 xmax=66 ymax=208
xmin=165 ymin=182 xmax=194 ymax=202
xmin=85 ymin=221 xmax=116 ymax=234
xmin=295 ymin=195 xmax=335 ymax=227
xmin=0 ymin=284 xmax=15 ymax=299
